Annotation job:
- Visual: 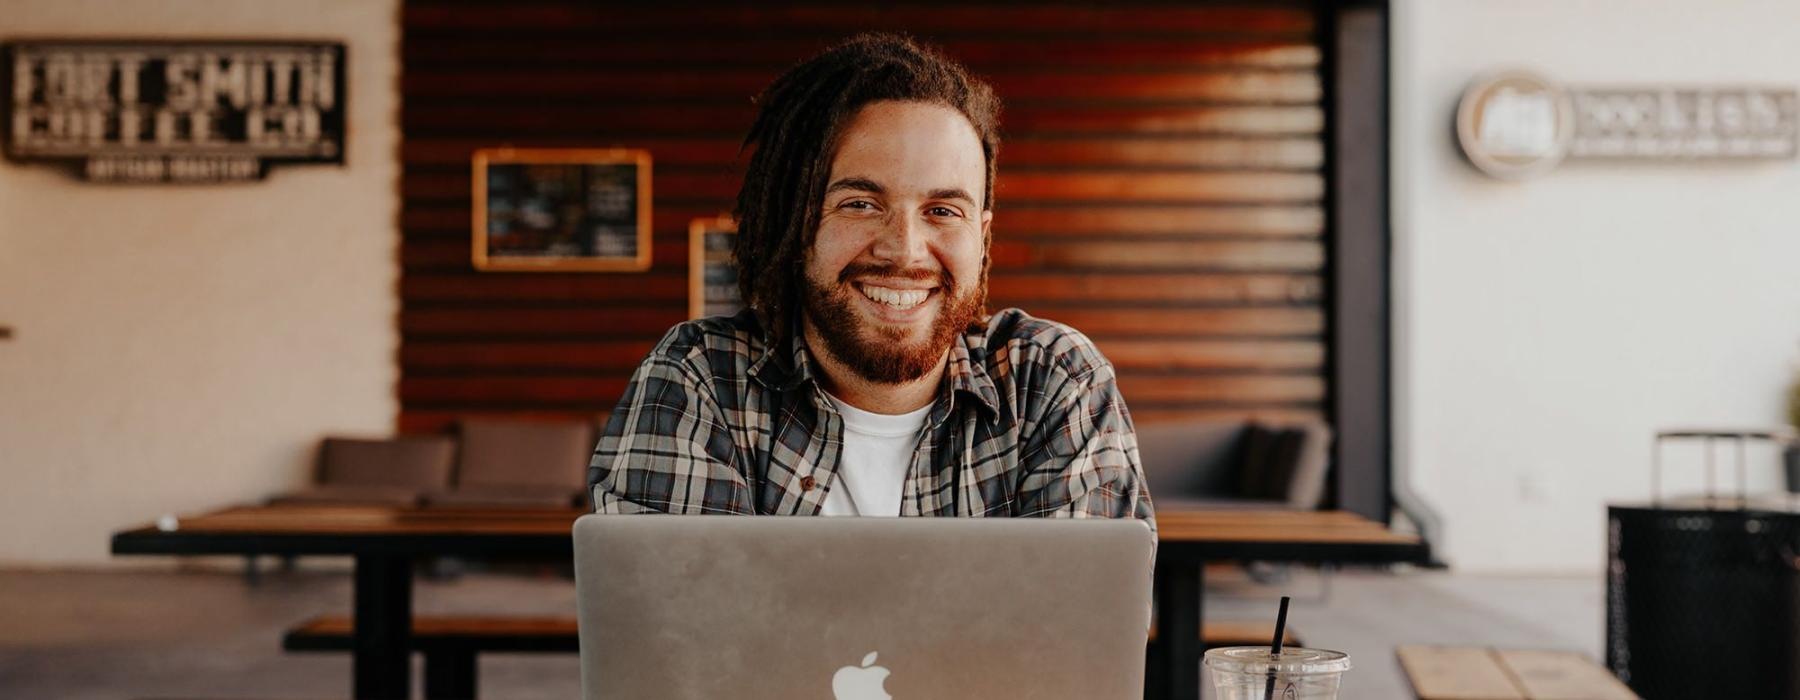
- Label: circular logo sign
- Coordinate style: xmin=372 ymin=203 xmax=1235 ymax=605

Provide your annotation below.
xmin=1456 ymin=71 xmax=1574 ymax=179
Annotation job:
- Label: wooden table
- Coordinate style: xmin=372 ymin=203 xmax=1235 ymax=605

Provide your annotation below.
xmin=113 ymin=504 xmax=1425 ymax=700
xmin=1397 ymin=645 xmax=1639 ymax=699
xmin=1153 ymin=507 xmax=1427 ymax=700
xmin=113 ymin=505 xmax=582 ymax=700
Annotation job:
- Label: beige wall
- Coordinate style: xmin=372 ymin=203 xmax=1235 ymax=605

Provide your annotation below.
xmin=0 ymin=0 xmax=399 ymax=565
xmin=1394 ymin=0 xmax=1800 ymax=572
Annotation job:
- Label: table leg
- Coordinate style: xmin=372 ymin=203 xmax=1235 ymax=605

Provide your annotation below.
xmin=425 ymin=648 xmax=478 ymax=699
xmin=353 ymin=553 xmax=412 ymax=700
xmin=1155 ymin=559 xmax=1204 ymax=700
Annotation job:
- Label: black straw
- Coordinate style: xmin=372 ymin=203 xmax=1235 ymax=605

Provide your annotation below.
xmin=1263 ymin=595 xmax=1291 ymax=700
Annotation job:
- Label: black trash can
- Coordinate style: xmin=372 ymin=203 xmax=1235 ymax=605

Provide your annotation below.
xmin=1606 ymin=429 xmax=1800 ymax=699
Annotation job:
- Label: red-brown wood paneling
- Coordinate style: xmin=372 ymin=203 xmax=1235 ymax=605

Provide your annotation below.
xmin=399 ymin=1 xmax=1327 ymax=433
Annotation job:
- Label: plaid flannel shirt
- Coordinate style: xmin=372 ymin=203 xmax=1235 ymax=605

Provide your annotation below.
xmin=587 ymin=308 xmax=1154 ymax=530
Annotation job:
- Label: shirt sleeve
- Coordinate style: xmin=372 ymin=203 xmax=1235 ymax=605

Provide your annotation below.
xmin=587 ymin=349 xmax=754 ymax=515
xmin=1013 ymin=360 xmax=1156 ymax=531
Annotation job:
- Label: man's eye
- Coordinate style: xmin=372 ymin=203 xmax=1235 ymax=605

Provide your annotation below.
xmin=840 ymin=200 xmax=875 ymax=210
xmin=928 ymin=206 xmax=961 ymax=218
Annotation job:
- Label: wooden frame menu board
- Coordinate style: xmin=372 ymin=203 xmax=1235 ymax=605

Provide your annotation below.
xmin=471 ymin=148 xmax=651 ymax=272
xmin=688 ymin=216 xmax=742 ymax=319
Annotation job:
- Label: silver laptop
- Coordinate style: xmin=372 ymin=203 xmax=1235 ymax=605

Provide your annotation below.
xmin=573 ymin=514 xmax=1154 ymax=699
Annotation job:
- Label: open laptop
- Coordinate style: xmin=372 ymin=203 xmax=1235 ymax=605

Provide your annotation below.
xmin=573 ymin=514 xmax=1154 ymax=699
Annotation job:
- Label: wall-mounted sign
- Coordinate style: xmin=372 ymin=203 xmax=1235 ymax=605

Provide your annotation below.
xmin=3 ymin=39 xmax=345 ymax=183
xmin=472 ymin=148 xmax=652 ymax=272
xmin=1457 ymin=71 xmax=1798 ymax=179
xmin=688 ymin=216 xmax=741 ymax=319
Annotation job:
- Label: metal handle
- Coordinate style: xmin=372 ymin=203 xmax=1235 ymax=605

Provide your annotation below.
xmin=1651 ymin=428 xmax=1795 ymax=508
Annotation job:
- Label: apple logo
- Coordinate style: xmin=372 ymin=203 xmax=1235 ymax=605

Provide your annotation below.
xmin=831 ymin=651 xmax=892 ymax=700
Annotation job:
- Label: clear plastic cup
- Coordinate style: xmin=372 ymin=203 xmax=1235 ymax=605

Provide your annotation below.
xmin=1203 ymin=647 xmax=1351 ymax=700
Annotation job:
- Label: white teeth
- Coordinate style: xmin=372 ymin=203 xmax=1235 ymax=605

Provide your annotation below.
xmin=858 ymin=284 xmax=929 ymax=309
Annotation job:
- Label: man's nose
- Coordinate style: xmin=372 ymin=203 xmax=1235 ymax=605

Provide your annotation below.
xmin=870 ymin=210 xmax=930 ymax=264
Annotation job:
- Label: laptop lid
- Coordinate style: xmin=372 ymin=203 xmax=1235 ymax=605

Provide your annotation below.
xmin=573 ymin=514 xmax=1154 ymax=700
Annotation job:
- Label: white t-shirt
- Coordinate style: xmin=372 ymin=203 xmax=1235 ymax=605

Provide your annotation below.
xmin=819 ymin=394 xmax=930 ymax=517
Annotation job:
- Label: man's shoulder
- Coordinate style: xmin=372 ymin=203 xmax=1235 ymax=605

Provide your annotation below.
xmin=648 ymin=309 xmax=767 ymax=375
xmin=977 ymin=307 xmax=1111 ymax=380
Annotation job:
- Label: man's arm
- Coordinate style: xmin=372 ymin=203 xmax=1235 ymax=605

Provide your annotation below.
xmin=588 ymin=347 xmax=754 ymax=515
xmin=1014 ymin=361 xmax=1155 ymax=528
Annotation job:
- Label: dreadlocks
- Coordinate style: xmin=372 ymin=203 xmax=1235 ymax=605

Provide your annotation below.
xmin=733 ymin=32 xmax=1001 ymax=345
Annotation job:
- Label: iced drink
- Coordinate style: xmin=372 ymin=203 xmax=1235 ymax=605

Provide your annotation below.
xmin=1203 ymin=647 xmax=1351 ymax=700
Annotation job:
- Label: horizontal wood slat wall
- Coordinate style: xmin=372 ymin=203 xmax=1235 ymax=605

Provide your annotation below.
xmin=399 ymin=1 xmax=1327 ymax=433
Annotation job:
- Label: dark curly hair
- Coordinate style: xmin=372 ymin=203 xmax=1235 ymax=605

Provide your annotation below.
xmin=733 ymin=32 xmax=1001 ymax=345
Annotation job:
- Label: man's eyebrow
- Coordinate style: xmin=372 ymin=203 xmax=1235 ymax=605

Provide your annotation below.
xmin=927 ymin=188 xmax=976 ymax=204
xmin=825 ymin=177 xmax=884 ymax=196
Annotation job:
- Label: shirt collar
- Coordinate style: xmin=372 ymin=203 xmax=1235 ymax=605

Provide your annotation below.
xmin=749 ymin=315 xmax=1001 ymax=417
xmin=746 ymin=312 xmax=810 ymax=392
xmin=943 ymin=328 xmax=1000 ymax=416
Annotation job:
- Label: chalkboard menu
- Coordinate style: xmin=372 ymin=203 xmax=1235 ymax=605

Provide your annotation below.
xmin=688 ymin=216 xmax=741 ymax=319
xmin=472 ymin=148 xmax=651 ymax=272
xmin=3 ymin=39 xmax=346 ymax=182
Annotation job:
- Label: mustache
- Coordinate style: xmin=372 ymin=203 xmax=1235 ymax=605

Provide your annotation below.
xmin=836 ymin=261 xmax=953 ymax=289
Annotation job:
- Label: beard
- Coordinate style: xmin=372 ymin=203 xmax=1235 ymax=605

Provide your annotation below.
xmin=801 ymin=261 xmax=984 ymax=385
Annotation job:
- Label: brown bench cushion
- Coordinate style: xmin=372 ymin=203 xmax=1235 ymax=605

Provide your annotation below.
xmin=319 ymin=436 xmax=457 ymax=489
xmin=1135 ymin=421 xmax=1247 ymax=497
xmin=453 ymin=418 xmax=594 ymax=491
xmin=1136 ymin=420 xmax=1331 ymax=510
xmin=1236 ymin=422 xmax=1332 ymax=509
xmin=269 ymin=436 xmax=457 ymax=506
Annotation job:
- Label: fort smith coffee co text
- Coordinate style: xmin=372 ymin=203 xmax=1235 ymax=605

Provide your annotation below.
xmin=5 ymin=41 xmax=346 ymax=182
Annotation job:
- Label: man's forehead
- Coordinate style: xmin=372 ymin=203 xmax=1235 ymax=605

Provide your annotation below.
xmin=827 ymin=101 xmax=986 ymax=200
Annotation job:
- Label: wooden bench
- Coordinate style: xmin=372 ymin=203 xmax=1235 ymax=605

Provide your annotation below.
xmin=1397 ymin=645 xmax=1639 ymax=700
xmin=286 ymin=615 xmax=1299 ymax=699
xmin=285 ymin=616 xmax=576 ymax=699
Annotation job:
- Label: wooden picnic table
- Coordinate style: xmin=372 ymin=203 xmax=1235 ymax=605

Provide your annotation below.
xmin=113 ymin=504 xmax=1425 ymax=700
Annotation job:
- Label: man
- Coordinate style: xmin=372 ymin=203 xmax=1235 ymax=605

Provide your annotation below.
xmin=588 ymin=33 xmax=1153 ymax=527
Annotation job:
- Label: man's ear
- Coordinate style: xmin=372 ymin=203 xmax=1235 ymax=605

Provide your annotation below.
xmin=980 ymin=209 xmax=993 ymax=244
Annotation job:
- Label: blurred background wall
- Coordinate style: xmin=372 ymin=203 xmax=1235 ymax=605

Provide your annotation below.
xmin=395 ymin=2 xmax=1331 ymax=433
xmin=1393 ymin=0 xmax=1800 ymax=572
xmin=0 ymin=0 xmax=400 ymax=565
xmin=4 ymin=0 xmax=1797 ymax=574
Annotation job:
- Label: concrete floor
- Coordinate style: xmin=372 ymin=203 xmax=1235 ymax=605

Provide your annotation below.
xmin=0 ymin=563 xmax=1602 ymax=699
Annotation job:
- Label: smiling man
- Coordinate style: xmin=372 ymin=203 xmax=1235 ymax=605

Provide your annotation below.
xmin=587 ymin=33 xmax=1153 ymax=526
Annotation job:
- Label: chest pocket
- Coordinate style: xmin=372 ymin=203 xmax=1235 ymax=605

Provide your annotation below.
xmin=757 ymin=390 xmax=839 ymax=515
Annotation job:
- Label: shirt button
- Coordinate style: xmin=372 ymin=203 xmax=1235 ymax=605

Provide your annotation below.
xmin=800 ymin=476 xmax=817 ymax=491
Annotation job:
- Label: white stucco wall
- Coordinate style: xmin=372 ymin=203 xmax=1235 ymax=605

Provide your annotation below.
xmin=1393 ymin=0 xmax=1800 ymax=572
xmin=0 ymin=0 xmax=399 ymax=566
